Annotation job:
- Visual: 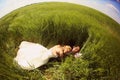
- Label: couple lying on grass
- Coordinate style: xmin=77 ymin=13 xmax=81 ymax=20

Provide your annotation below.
xmin=14 ymin=41 xmax=82 ymax=70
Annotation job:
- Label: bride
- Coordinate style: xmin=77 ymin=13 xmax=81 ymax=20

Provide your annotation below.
xmin=14 ymin=41 xmax=81 ymax=70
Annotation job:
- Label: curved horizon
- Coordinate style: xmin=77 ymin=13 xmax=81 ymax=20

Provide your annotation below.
xmin=0 ymin=0 xmax=120 ymax=24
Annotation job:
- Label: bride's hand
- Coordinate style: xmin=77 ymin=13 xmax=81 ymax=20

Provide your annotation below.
xmin=51 ymin=45 xmax=64 ymax=57
xmin=51 ymin=45 xmax=72 ymax=57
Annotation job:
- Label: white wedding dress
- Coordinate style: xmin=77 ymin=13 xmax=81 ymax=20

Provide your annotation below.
xmin=14 ymin=41 xmax=57 ymax=70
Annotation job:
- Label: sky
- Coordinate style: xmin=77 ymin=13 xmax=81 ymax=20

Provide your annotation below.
xmin=0 ymin=0 xmax=120 ymax=24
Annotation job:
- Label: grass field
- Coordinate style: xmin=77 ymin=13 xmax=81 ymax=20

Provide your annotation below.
xmin=0 ymin=2 xmax=120 ymax=80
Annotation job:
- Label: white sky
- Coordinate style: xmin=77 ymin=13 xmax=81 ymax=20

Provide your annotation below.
xmin=0 ymin=0 xmax=120 ymax=24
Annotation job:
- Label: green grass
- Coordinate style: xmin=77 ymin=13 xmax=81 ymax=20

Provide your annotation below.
xmin=0 ymin=2 xmax=120 ymax=80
